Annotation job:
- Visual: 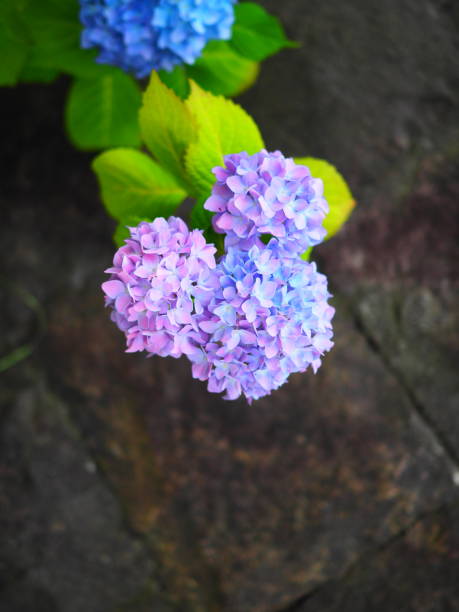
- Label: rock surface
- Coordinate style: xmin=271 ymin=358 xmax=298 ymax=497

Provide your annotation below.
xmin=1 ymin=1 xmax=459 ymax=610
xmin=296 ymin=502 xmax=459 ymax=612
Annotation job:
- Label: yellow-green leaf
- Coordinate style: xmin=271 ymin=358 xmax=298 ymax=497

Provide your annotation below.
xmin=295 ymin=157 xmax=355 ymax=241
xmin=185 ymin=80 xmax=264 ymax=199
xmin=113 ymin=216 xmax=150 ymax=247
xmin=139 ymin=71 xmax=197 ymax=182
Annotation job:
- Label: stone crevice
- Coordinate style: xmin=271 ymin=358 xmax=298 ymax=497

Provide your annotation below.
xmin=351 ymin=306 xmax=459 ymax=483
xmin=274 ymin=499 xmax=458 ymax=612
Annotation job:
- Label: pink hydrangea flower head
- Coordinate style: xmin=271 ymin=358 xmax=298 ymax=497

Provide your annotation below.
xmin=102 ymin=217 xmax=217 ymax=359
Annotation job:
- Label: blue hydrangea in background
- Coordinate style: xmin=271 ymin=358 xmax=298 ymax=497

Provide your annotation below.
xmin=80 ymin=0 xmax=237 ymax=77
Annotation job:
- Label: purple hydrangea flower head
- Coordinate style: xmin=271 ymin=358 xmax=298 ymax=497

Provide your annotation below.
xmin=189 ymin=243 xmax=335 ymax=401
xmin=102 ymin=217 xmax=217 ymax=358
xmin=80 ymin=0 xmax=237 ymax=77
xmin=204 ymin=150 xmax=329 ymax=256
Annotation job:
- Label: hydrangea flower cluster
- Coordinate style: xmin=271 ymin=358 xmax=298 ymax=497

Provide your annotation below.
xmin=204 ymin=150 xmax=329 ymax=255
xmin=103 ymin=235 xmax=333 ymax=401
xmin=189 ymin=244 xmax=335 ymax=401
xmin=102 ymin=217 xmax=216 ymax=358
xmin=80 ymin=0 xmax=237 ymax=77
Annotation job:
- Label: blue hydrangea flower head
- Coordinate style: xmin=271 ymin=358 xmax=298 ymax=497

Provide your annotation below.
xmin=189 ymin=243 xmax=335 ymax=401
xmin=204 ymin=150 xmax=329 ymax=256
xmin=102 ymin=217 xmax=217 ymax=358
xmin=80 ymin=0 xmax=237 ymax=77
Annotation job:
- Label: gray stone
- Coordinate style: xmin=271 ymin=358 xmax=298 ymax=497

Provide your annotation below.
xmin=355 ymin=286 xmax=459 ymax=465
xmin=244 ymin=0 xmax=459 ymax=211
xmin=1 ymin=0 xmax=459 ymax=609
xmin=296 ymin=501 xmax=459 ymax=612
xmin=0 ymin=369 xmax=157 ymax=612
xmin=47 ymin=292 xmax=458 ymax=611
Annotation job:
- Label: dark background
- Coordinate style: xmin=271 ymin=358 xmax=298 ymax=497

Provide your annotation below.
xmin=1 ymin=1 xmax=459 ymax=610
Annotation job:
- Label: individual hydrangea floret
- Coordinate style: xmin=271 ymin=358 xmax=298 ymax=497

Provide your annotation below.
xmin=204 ymin=150 xmax=329 ymax=256
xmin=189 ymin=243 xmax=335 ymax=401
xmin=80 ymin=0 xmax=237 ymax=77
xmin=102 ymin=217 xmax=217 ymax=358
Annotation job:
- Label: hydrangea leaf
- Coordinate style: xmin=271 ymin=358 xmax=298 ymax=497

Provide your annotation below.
xmin=0 ymin=0 xmax=28 ymax=19
xmin=0 ymin=279 xmax=46 ymax=373
xmin=296 ymin=157 xmax=356 ymax=243
xmin=21 ymin=0 xmax=81 ymax=62
xmin=140 ymin=71 xmax=197 ymax=183
xmin=20 ymin=0 xmax=113 ymax=79
xmin=113 ymin=216 xmax=151 ymax=247
xmin=0 ymin=2 xmax=30 ymax=85
xmin=20 ymin=66 xmax=59 ymax=83
xmin=24 ymin=0 xmax=78 ymax=24
xmin=230 ymin=2 xmax=296 ymax=62
xmin=3 ymin=0 xmax=104 ymax=82
xmin=93 ymin=148 xmax=187 ymax=224
xmin=23 ymin=18 xmax=80 ymax=58
xmin=113 ymin=223 xmax=132 ymax=247
xmin=28 ymin=45 xmax=108 ymax=80
xmin=158 ymin=66 xmax=190 ymax=99
xmin=66 ymin=72 xmax=141 ymax=150
xmin=189 ymin=204 xmax=222 ymax=254
xmin=186 ymin=40 xmax=259 ymax=98
xmin=190 ymin=203 xmax=213 ymax=232
xmin=0 ymin=24 xmax=29 ymax=86
xmin=159 ymin=43 xmax=259 ymax=100
xmin=184 ymin=80 xmax=264 ymax=199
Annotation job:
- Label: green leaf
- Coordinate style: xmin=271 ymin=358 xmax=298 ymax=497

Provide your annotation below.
xmin=1 ymin=0 xmax=110 ymax=84
xmin=184 ymin=80 xmax=264 ymax=199
xmin=28 ymin=45 xmax=108 ymax=79
xmin=93 ymin=148 xmax=187 ymax=223
xmin=20 ymin=0 xmax=112 ymax=79
xmin=0 ymin=3 xmax=30 ymax=85
xmin=158 ymin=66 xmax=190 ymax=99
xmin=0 ymin=279 xmax=46 ymax=373
xmin=21 ymin=0 xmax=80 ymax=57
xmin=66 ymin=72 xmax=141 ymax=150
xmin=189 ymin=202 xmax=213 ymax=232
xmin=113 ymin=217 xmax=151 ymax=247
xmin=186 ymin=40 xmax=259 ymax=97
xmin=139 ymin=71 xmax=197 ymax=182
xmin=0 ymin=23 xmax=29 ymax=85
xmin=230 ymin=2 xmax=295 ymax=62
xmin=19 ymin=63 xmax=58 ymax=83
xmin=113 ymin=223 xmax=132 ymax=247
xmin=189 ymin=204 xmax=222 ymax=253
xmin=295 ymin=157 xmax=356 ymax=242
xmin=25 ymin=0 xmax=79 ymax=24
